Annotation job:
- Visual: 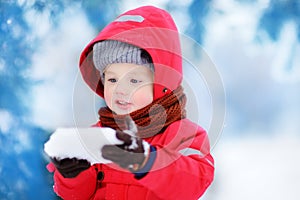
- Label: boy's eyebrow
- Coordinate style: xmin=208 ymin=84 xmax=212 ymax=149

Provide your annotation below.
xmin=105 ymin=70 xmax=138 ymax=76
xmin=103 ymin=70 xmax=115 ymax=75
xmin=126 ymin=71 xmax=151 ymax=79
xmin=104 ymin=69 xmax=152 ymax=78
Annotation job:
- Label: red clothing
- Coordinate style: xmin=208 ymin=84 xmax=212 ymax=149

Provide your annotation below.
xmin=50 ymin=119 xmax=214 ymax=199
xmin=49 ymin=6 xmax=214 ymax=200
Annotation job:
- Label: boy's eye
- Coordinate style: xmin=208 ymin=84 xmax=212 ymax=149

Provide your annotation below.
xmin=107 ymin=78 xmax=117 ymax=83
xmin=130 ymin=79 xmax=140 ymax=83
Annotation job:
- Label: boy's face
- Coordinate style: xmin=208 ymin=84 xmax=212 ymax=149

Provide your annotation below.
xmin=103 ymin=63 xmax=154 ymax=115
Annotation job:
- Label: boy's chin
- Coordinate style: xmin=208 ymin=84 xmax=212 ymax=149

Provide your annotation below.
xmin=111 ymin=108 xmax=133 ymax=115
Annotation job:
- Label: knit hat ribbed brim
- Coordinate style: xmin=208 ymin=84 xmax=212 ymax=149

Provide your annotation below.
xmin=93 ymin=40 xmax=154 ymax=82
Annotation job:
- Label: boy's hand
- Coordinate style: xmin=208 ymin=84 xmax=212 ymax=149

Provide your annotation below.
xmin=51 ymin=157 xmax=90 ymax=178
xmin=102 ymin=130 xmax=150 ymax=171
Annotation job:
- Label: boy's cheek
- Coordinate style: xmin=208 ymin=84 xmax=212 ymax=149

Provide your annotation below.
xmin=104 ymin=91 xmax=112 ymax=106
xmin=133 ymin=90 xmax=153 ymax=108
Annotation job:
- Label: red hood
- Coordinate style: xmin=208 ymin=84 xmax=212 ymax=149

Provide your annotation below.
xmin=79 ymin=6 xmax=182 ymax=100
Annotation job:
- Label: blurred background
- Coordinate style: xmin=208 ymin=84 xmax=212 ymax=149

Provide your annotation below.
xmin=1 ymin=0 xmax=299 ymax=199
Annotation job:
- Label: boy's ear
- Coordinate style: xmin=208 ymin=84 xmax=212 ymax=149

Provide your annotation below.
xmin=124 ymin=116 xmax=138 ymax=136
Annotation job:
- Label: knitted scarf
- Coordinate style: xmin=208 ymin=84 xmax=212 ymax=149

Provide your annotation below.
xmin=98 ymin=86 xmax=187 ymax=138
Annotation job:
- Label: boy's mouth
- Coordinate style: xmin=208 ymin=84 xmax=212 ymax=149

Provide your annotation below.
xmin=116 ymin=100 xmax=129 ymax=105
xmin=115 ymin=100 xmax=132 ymax=110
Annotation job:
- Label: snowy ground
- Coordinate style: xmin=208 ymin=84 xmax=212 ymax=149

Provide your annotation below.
xmin=202 ymin=135 xmax=300 ymax=200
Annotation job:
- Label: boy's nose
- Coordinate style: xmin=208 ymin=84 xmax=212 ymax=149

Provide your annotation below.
xmin=115 ymin=83 xmax=130 ymax=95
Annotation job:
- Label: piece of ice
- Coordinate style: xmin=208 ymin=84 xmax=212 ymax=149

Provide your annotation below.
xmin=44 ymin=127 xmax=122 ymax=164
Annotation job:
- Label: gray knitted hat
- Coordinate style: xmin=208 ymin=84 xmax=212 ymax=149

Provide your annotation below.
xmin=93 ymin=40 xmax=154 ymax=82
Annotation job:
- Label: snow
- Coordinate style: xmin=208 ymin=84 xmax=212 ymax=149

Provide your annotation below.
xmin=271 ymin=21 xmax=300 ymax=83
xmin=13 ymin=129 xmax=32 ymax=153
xmin=0 ymin=109 xmax=13 ymax=134
xmin=120 ymin=0 xmax=169 ymax=13
xmin=44 ymin=127 xmax=123 ymax=164
xmin=27 ymin=5 xmax=97 ymax=130
xmin=0 ymin=58 xmax=4 ymax=72
xmin=202 ymin=135 xmax=300 ymax=200
xmin=1 ymin=0 xmax=299 ymax=199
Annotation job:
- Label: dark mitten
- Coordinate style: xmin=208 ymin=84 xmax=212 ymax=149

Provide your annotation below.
xmin=51 ymin=157 xmax=90 ymax=178
xmin=102 ymin=130 xmax=150 ymax=171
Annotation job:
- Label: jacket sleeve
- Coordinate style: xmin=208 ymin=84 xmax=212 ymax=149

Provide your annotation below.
xmin=48 ymin=163 xmax=98 ymax=199
xmin=138 ymin=119 xmax=214 ymax=199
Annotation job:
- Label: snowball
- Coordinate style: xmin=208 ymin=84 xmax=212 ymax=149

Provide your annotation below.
xmin=44 ymin=127 xmax=122 ymax=164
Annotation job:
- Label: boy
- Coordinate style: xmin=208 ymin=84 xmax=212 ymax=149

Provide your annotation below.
xmin=48 ymin=6 xmax=214 ymax=199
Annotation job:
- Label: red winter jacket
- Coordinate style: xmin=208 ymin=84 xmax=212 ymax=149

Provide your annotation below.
xmin=49 ymin=119 xmax=214 ymax=199
xmin=49 ymin=6 xmax=214 ymax=200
